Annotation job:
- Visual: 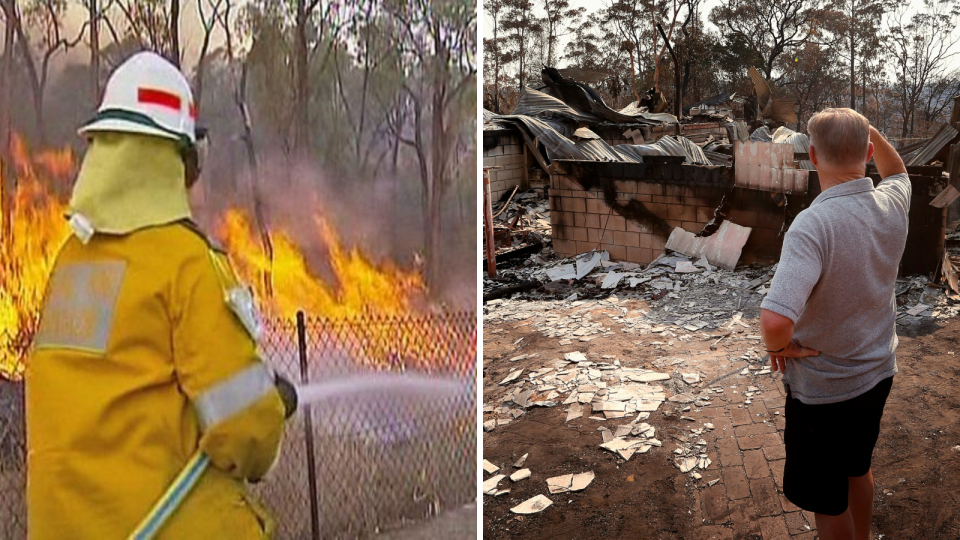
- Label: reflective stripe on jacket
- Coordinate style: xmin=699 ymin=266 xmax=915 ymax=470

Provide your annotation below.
xmin=27 ymin=222 xmax=285 ymax=539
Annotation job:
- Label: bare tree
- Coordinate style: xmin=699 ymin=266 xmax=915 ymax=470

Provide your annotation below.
xmin=710 ymin=0 xmax=824 ymax=80
xmin=388 ymin=0 xmax=475 ymax=287
xmin=484 ymin=0 xmax=516 ymax=112
xmin=115 ymin=0 xmax=180 ymax=65
xmin=602 ymin=0 xmax=651 ymax=91
xmin=7 ymin=0 xmax=88 ymax=144
xmin=885 ymin=0 xmax=960 ymax=138
xmin=195 ymin=0 xmax=226 ymax=106
xmin=502 ymin=0 xmax=540 ymax=90
xmin=540 ymin=0 xmax=584 ymax=66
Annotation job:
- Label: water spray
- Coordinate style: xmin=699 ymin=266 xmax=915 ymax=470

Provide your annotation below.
xmin=129 ymin=371 xmax=472 ymax=539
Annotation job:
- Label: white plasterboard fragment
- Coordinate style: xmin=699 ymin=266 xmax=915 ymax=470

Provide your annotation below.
xmin=675 ymin=457 xmax=697 ymax=473
xmin=907 ymin=304 xmax=929 ymax=316
xmin=669 ymin=393 xmax=697 ymax=403
xmin=626 ymin=372 xmax=671 ymax=382
xmin=511 ymin=494 xmax=553 ymax=514
xmin=570 ymin=471 xmax=595 ymax=491
xmin=483 ymin=420 xmax=496 ymax=432
xmin=483 ymin=474 xmax=505 ymax=494
xmin=510 ymin=468 xmax=531 ymax=482
xmin=601 ymin=271 xmax=624 ymax=289
xmin=546 ymin=264 xmax=577 ymax=280
xmin=575 ymin=250 xmax=609 ymax=279
xmin=483 ymin=459 xmax=499 ymax=474
xmin=682 ymin=373 xmax=701 ymax=384
xmin=546 ymin=474 xmax=574 ymax=494
xmin=592 ymin=401 xmax=627 ymax=412
xmin=564 ymin=351 xmax=587 ymax=362
xmin=499 ymin=369 xmax=523 ymax=385
xmin=566 ymin=403 xmax=583 ymax=422
xmin=675 ymin=261 xmax=700 ymax=273
xmin=664 ymin=222 xmax=752 ymax=271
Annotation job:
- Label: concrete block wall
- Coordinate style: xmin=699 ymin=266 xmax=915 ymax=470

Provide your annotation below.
xmin=482 ymin=134 xmax=526 ymax=200
xmin=549 ymin=162 xmax=816 ymax=266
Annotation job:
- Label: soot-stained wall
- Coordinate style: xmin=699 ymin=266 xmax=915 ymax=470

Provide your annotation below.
xmin=550 ymin=161 xmax=946 ymax=274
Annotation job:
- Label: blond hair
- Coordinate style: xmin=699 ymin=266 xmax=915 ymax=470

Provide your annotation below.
xmin=807 ymin=108 xmax=870 ymax=166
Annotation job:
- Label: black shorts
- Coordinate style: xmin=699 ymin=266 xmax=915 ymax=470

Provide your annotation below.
xmin=782 ymin=376 xmax=893 ymax=516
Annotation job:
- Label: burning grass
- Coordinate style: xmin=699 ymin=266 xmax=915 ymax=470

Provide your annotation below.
xmin=0 ymin=136 xmax=473 ymax=381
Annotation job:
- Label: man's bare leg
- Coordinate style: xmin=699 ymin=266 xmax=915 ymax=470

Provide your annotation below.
xmin=815 ymin=509 xmax=855 ymax=540
xmin=848 ymin=469 xmax=875 ymax=540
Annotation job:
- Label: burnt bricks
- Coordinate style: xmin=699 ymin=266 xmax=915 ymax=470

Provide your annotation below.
xmin=565 ymin=197 xmax=586 ymax=213
xmin=586 ymin=198 xmax=608 ymax=214
xmin=614 ymin=230 xmax=640 ymax=247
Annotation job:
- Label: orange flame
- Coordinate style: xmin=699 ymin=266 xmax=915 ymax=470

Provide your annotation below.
xmin=217 ymin=210 xmax=426 ymax=320
xmin=0 ymin=136 xmax=470 ymax=380
xmin=0 ymin=135 xmax=72 ymax=380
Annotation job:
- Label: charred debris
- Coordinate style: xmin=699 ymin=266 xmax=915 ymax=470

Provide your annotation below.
xmin=483 ymin=66 xmax=960 ymax=323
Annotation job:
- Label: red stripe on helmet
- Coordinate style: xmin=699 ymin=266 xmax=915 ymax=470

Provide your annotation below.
xmin=138 ymin=88 xmax=182 ymax=112
xmin=189 ymin=103 xmax=198 ymax=119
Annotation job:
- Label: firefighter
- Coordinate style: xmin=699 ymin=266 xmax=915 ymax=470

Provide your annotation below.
xmin=26 ymin=51 xmax=295 ymax=539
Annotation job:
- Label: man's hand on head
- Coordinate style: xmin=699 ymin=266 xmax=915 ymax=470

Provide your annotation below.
xmin=769 ymin=341 xmax=820 ymax=374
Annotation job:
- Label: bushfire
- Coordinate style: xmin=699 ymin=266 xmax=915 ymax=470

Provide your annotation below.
xmin=0 ymin=136 xmax=470 ymax=380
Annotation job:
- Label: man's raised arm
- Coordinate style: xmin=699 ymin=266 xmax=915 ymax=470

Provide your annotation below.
xmin=870 ymin=126 xmax=907 ymax=179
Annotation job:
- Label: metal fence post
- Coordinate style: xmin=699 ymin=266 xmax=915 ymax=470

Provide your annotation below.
xmin=296 ymin=311 xmax=321 ymax=539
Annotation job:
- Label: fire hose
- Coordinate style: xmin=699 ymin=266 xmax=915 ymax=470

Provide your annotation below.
xmin=129 ymin=374 xmax=299 ymax=540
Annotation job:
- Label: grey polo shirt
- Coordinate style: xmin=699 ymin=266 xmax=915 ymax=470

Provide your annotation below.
xmin=760 ymin=173 xmax=910 ymax=404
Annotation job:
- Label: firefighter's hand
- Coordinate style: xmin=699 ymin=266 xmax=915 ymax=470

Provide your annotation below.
xmin=274 ymin=374 xmax=298 ymax=419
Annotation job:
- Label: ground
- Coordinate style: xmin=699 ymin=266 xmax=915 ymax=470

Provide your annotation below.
xmin=379 ymin=502 xmax=477 ymax=539
xmin=481 ymin=291 xmax=960 ymax=540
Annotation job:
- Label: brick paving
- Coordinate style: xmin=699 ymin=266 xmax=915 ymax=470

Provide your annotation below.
xmin=483 ymin=296 xmax=824 ymax=539
xmin=687 ymin=373 xmax=818 ymax=539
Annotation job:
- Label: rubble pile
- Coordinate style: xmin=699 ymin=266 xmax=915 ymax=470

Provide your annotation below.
xmin=488 ymin=245 xmax=960 ymax=332
xmin=486 ymin=191 xmax=552 ymax=264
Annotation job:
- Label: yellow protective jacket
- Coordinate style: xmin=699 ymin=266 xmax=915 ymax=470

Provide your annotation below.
xmin=26 ymin=222 xmax=286 ymax=539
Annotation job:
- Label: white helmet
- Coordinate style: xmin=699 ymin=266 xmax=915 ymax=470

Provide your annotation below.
xmin=79 ymin=51 xmax=197 ymax=146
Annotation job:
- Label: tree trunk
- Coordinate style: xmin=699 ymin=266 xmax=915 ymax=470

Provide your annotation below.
xmin=0 ymin=1 xmax=12 ymax=240
xmin=88 ymin=0 xmax=100 ymax=102
xmin=11 ymin=11 xmax=46 ymax=145
xmin=518 ymin=38 xmax=525 ymax=90
xmin=849 ymin=24 xmax=855 ymax=110
xmin=293 ymin=0 xmax=311 ymax=158
xmin=169 ymin=0 xmax=180 ymax=67
xmin=236 ymin=61 xmax=273 ymax=298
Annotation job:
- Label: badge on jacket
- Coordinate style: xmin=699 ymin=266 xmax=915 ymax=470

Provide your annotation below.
xmin=226 ymin=285 xmax=262 ymax=341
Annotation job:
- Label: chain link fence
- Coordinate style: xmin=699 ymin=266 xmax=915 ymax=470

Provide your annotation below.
xmin=0 ymin=311 xmax=477 ymax=539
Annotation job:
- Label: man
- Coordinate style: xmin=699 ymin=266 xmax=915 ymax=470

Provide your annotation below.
xmin=27 ymin=52 xmax=294 ymax=538
xmin=760 ymin=108 xmax=908 ymax=540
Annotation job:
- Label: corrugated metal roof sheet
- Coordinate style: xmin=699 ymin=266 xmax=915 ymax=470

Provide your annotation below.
xmin=573 ymin=127 xmax=601 ymax=139
xmin=772 ymin=126 xmax=814 ymax=170
xmin=491 ymin=114 xmax=714 ymax=166
xmin=907 ymin=123 xmax=958 ymax=166
xmin=704 ymin=150 xmax=732 ymax=166
xmin=557 ymin=67 xmax=609 ymax=84
xmin=726 ymin=121 xmax=749 ymax=142
xmin=511 ymin=86 xmax=604 ymax=123
xmin=750 ymin=126 xmax=773 ymax=142
xmin=685 ymin=92 xmax=736 ymax=112
xmin=733 ymin=140 xmax=808 ymax=194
